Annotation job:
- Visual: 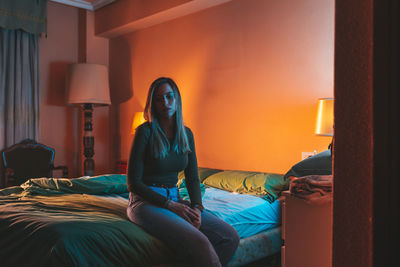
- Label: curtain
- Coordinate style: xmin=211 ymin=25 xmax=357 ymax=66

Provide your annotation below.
xmin=0 ymin=28 xmax=40 ymax=150
xmin=0 ymin=0 xmax=47 ymax=34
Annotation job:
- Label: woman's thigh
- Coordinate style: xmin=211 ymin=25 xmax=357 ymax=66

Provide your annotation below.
xmin=128 ymin=200 xmax=199 ymax=247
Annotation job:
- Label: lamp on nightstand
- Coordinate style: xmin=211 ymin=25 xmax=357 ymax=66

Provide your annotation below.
xmin=66 ymin=63 xmax=111 ymax=176
xmin=315 ymin=98 xmax=334 ymax=151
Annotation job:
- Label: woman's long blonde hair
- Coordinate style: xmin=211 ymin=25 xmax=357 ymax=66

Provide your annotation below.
xmin=144 ymin=77 xmax=191 ymax=158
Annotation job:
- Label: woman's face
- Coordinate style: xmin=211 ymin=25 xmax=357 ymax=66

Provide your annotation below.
xmin=153 ymin=83 xmax=177 ymax=120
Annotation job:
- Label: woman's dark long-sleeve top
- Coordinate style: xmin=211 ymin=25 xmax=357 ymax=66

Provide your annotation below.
xmin=127 ymin=122 xmax=202 ymax=208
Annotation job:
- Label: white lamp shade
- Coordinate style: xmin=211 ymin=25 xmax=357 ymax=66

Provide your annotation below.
xmin=315 ymin=98 xmax=334 ymax=136
xmin=66 ymin=63 xmax=111 ymax=105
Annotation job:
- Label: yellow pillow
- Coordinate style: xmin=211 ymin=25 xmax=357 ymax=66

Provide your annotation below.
xmin=202 ymin=170 xmax=289 ymax=203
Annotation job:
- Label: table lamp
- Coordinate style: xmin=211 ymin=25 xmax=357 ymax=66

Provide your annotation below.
xmin=315 ymin=98 xmax=334 ymax=151
xmin=66 ymin=63 xmax=111 ymax=176
xmin=131 ymin=112 xmax=146 ymax=135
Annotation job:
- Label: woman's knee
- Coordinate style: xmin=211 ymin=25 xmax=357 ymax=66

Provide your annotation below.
xmin=195 ymin=233 xmax=216 ymax=251
xmin=212 ymin=224 xmax=240 ymax=266
xmin=216 ymin=222 xmax=240 ymax=249
xmin=184 ymin=234 xmax=221 ymax=266
xmin=229 ymin=225 xmax=240 ymax=248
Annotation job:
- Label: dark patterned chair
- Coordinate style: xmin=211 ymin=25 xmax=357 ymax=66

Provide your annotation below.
xmin=0 ymin=139 xmax=68 ymax=188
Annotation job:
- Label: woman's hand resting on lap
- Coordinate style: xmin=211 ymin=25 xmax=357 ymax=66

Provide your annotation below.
xmin=167 ymin=201 xmax=202 ymax=229
xmin=189 ymin=207 xmax=201 ymax=229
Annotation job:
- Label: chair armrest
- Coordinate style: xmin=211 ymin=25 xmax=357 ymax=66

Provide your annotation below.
xmin=4 ymin=168 xmax=16 ymax=187
xmin=52 ymin=165 xmax=68 ymax=177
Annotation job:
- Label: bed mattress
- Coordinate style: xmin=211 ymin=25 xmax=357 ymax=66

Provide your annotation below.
xmin=228 ymin=227 xmax=281 ymax=267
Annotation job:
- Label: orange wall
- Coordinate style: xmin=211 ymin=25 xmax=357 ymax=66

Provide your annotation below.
xmin=108 ymin=0 xmax=334 ymax=174
xmin=40 ymin=2 xmax=110 ymax=177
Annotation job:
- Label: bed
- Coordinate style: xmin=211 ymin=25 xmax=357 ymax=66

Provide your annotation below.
xmin=0 ymin=168 xmax=289 ymax=266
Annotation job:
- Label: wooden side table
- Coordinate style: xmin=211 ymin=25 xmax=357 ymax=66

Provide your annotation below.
xmin=281 ymin=191 xmax=332 ymax=267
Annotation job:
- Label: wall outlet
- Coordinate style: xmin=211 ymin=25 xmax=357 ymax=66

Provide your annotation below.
xmin=302 ymin=151 xmax=317 ymax=160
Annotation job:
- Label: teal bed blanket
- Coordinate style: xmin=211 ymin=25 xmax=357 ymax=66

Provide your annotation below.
xmin=0 ymin=175 xmax=172 ymax=266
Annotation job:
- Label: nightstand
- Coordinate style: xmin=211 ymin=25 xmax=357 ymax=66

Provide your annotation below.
xmin=281 ymin=191 xmax=332 ymax=267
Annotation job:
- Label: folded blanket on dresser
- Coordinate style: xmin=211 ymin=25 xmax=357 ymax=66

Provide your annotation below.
xmin=289 ymin=175 xmax=333 ymax=205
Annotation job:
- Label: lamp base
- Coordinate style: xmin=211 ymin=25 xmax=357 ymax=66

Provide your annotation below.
xmin=84 ymin=158 xmax=95 ymax=176
xmin=83 ymin=104 xmax=95 ymax=176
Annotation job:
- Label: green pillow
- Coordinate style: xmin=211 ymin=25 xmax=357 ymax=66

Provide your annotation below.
xmin=202 ymin=170 xmax=289 ymax=203
xmin=178 ymin=179 xmax=206 ymax=201
xmin=19 ymin=174 xmax=128 ymax=196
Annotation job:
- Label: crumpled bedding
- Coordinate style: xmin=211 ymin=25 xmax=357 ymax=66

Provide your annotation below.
xmin=8 ymin=174 xmax=129 ymax=196
xmin=0 ymin=174 xmax=281 ymax=266
xmin=0 ymin=175 xmax=172 ymax=267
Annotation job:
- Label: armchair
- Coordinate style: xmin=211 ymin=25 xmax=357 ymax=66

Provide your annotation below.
xmin=0 ymin=139 xmax=68 ymax=188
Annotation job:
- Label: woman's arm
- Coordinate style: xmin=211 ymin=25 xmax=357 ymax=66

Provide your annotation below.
xmin=127 ymin=123 xmax=169 ymax=207
xmin=183 ymin=127 xmax=202 ymax=208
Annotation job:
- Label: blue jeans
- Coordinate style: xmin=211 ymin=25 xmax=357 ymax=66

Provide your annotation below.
xmin=127 ymin=190 xmax=239 ymax=267
xmin=147 ymin=186 xmax=180 ymax=202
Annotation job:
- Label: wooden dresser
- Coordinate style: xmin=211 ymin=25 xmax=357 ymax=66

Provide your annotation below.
xmin=281 ymin=191 xmax=332 ymax=267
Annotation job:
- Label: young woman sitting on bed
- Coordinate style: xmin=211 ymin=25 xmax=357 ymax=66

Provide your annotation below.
xmin=126 ymin=77 xmax=239 ymax=267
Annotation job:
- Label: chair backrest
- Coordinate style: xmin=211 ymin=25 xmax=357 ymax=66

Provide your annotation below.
xmin=2 ymin=139 xmax=55 ymax=185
